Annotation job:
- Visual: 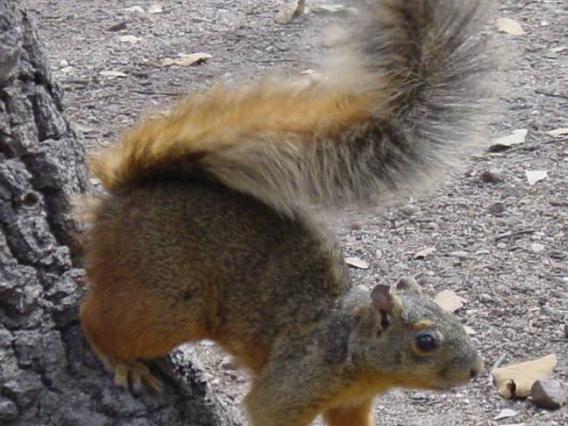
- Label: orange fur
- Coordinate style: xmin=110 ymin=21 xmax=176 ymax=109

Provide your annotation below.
xmin=323 ymin=398 xmax=375 ymax=426
xmin=91 ymin=81 xmax=374 ymax=192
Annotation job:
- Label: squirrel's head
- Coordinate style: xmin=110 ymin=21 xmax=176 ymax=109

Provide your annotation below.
xmin=350 ymin=277 xmax=482 ymax=392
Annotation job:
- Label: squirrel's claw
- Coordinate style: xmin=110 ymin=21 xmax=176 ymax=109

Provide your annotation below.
xmin=112 ymin=361 xmax=162 ymax=395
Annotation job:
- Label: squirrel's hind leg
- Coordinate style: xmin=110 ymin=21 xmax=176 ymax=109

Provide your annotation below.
xmin=79 ymin=286 xmax=208 ymax=394
xmin=79 ymin=293 xmax=163 ymax=393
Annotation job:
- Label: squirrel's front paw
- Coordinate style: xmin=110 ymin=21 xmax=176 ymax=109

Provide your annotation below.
xmin=113 ymin=360 xmax=162 ymax=395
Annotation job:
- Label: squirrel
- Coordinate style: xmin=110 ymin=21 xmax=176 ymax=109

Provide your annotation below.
xmin=79 ymin=0 xmax=495 ymax=425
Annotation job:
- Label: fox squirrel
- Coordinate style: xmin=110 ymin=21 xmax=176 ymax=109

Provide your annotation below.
xmin=79 ymin=0 xmax=495 ymax=425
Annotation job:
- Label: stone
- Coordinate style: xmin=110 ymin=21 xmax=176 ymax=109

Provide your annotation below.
xmin=530 ymin=379 xmax=567 ymax=410
xmin=480 ymin=169 xmax=504 ymax=183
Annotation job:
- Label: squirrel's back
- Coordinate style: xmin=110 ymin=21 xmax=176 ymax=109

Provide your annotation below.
xmin=84 ymin=178 xmax=350 ymax=368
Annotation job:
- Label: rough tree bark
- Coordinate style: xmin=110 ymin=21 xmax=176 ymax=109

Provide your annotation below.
xmin=0 ymin=1 xmax=238 ymax=424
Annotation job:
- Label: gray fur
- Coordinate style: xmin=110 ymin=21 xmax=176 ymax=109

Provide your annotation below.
xmin=203 ymin=0 xmax=495 ymax=217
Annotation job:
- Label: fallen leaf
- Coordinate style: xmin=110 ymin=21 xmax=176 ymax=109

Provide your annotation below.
xmin=491 ymin=354 xmax=557 ymax=399
xmin=494 ymin=408 xmax=519 ymax=421
xmin=550 ymin=46 xmax=567 ymax=54
xmin=119 ymin=35 xmax=141 ymax=44
xmin=414 ymin=246 xmax=436 ymax=260
xmin=547 ymin=128 xmax=568 ymax=138
xmin=99 ymin=70 xmax=127 ymax=79
xmin=312 ymin=4 xmax=358 ymax=16
xmin=345 ymin=257 xmax=369 ymax=269
xmin=496 ymin=18 xmax=525 ymax=35
xmin=434 ymin=290 xmax=467 ymax=313
xmin=489 ymin=129 xmax=527 ymax=151
xmin=72 ymin=121 xmax=95 ymax=133
xmin=525 ymin=170 xmax=548 ymax=186
xmin=463 ymin=325 xmax=476 ymax=335
xmin=148 ymin=3 xmax=164 ymax=14
xmin=124 ymin=6 xmax=145 ymax=14
xmin=162 ymin=53 xmax=212 ymax=67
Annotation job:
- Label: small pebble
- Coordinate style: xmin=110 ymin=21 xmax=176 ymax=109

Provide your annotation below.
xmin=530 ymin=243 xmax=545 ymax=253
xmin=0 ymin=398 xmax=18 ymax=421
xmin=480 ymin=169 xmax=504 ymax=183
xmin=449 ymin=250 xmax=469 ymax=259
xmin=220 ymin=356 xmax=237 ymax=371
xmin=107 ymin=21 xmax=128 ymax=32
xmin=487 ymin=202 xmax=506 ymax=215
xmin=530 ymin=379 xmax=567 ymax=409
xmin=401 ymin=205 xmax=419 ymax=217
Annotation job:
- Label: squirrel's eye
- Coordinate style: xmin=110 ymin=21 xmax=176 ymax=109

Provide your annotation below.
xmin=415 ymin=332 xmax=438 ymax=353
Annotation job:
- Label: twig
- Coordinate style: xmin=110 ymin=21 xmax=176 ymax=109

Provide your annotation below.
xmin=133 ymin=89 xmax=183 ymax=97
xmin=487 ymin=353 xmax=507 ymax=384
xmin=495 ymin=229 xmax=536 ymax=242
xmin=535 ymin=89 xmax=568 ymax=100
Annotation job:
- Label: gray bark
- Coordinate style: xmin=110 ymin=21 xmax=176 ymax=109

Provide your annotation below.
xmin=0 ymin=1 xmax=238 ymax=424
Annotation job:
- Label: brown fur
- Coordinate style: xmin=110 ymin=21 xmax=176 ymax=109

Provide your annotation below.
xmin=92 ymin=85 xmax=375 ymax=193
xmin=79 ymin=1 xmax=494 ymax=424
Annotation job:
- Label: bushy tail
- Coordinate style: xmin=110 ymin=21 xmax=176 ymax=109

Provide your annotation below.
xmin=92 ymin=0 xmax=496 ymax=217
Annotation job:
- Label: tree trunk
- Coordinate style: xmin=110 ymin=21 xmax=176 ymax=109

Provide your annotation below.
xmin=0 ymin=1 xmax=238 ymax=424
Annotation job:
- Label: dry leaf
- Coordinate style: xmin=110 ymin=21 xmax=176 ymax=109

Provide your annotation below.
xmin=312 ymin=4 xmax=358 ymax=16
xmin=491 ymin=354 xmax=557 ymax=399
xmin=550 ymin=46 xmax=567 ymax=54
xmin=489 ymin=129 xmax=527 ymax=151
xmin=463 ymin=325 xmax=476 ymax=335
xmin=434 ymin=290 xmax=467 ymax=313
xmin=148 ymin=4 xmax=164 ymax=14
xmin=119 ymin=35 xmax=141 ymax=44
xmin=124 ymin=6 xmax=145 ymax=14
xmin=414 ymin=246 xmax=436 ymax=259
xmin=547 ymin=128 xmax=568 ymax=138
xmin=162 ymin=53 xmax=212 ymax=67
xmin=72 ymin=121 xmax=95 ymax=133
xmin=494 ymin=408 xmax=518 ymax=421
xmin=496 ymin=18 xmax=525 ymax=35
xmin=345 ymin=257 xmax=369 ymax=269
xmin=525 ymin=170 xmax=548 ymax=186
xmin=99 ymin=70 xmax=127 ymax=79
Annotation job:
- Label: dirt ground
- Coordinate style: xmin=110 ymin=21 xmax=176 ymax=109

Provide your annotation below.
xmin=28 ymin=0 xmax=567 ymax=425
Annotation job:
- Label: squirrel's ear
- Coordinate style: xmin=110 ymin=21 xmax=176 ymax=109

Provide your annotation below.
xmin=394 ymin=276 xmax=422 ymax=296
xmin=370 ymin=284 xmax=401 ymax=315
